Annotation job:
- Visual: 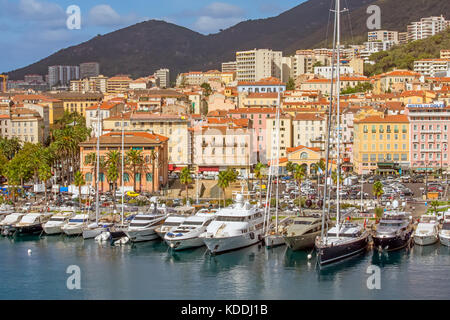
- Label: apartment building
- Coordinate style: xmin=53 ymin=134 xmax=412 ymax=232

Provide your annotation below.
xmin=228 ymin=107 xmax=276 ymax=164
xmin=314 ymin=66 xmax=354 ymax=79
xmin=46 ymin=92 xmax=103 ymax=116
xmin=441 ymin=50 xmax=450 ymax=59
xmin=406 ymin=103 xmax=450 ymax=173
xmin=407 ymin=15 xmax=450 ymax=42
xmin=155 ymin=68 xmax=170 ymax=88
xmin=103 ymin=112 xmax=191 ymax=167
xmin=414 ymin=59 xmax=450 ymax=77
xmin=236 ymin=49 xmax=282 ymax=82
xmin=368 ymin=30 xmax=399 ymax=43
xmin=48 ymin=65 xmax=80 ymax=87
xmin=86 ymin=101 xmax=125 ymax=137
xmin=292 ymin=113 xmax=326 ymax=149
xmin=1 ymin=108 xmax=46 ymax=144
xmin=107 ymin=76 xmax=132 ymax=94
xmin=222 ymin=61 xmax=237 ymax=73
xmin=353 ymin=114 xmax=410 ymax=174
xmin=292 ymin=50 xmax=331 ymax=77
xmin=266 ymin=113 xmax=292 ymax=160
xmin=80 ymin=132 xmax=169 ymax=193
xmin=372 ymin=70 xmax=421 ymax=94
xmin=80 ymin=62 xmax=100 ymax=79
xmin=300 ymin=76 xmax=369 ymax=95
xmin=239 ymin=92 xmax=279 ymax=108
xmin=12 ymin=94 xmax=64 ymax=125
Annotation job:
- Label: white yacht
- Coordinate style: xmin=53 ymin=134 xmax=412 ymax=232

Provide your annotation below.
xmin=201 ymin=193 xmax=264 ymax=254
xmin=155 ymin=214 xmax=189 ymax=239
xmin=14 ymin=213 xmax=52 ymax=236
xmin=439 ymin=212 xmax=450 ymax=247
xmin=82 ymin=222 xmax=115 ymax=239
xmin=43 ymin=212 xmax=74 ymax=235
xmin=414 ymin=215 xmax=439 ymax=246
xmin=0 ymin=213 xmax=25 ymax=236
xmin=61 ymin=214 xmax=89 ymax=236
xmin=124 ymin=205 xmax=167 ymax=242
xmin=164 ymin=208 xmax=218 ymax=250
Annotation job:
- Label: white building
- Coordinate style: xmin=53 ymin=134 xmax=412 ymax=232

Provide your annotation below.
xmin=292 ymin=113 xmax=326 ymax=148
xmin=314 ymin=66 xmax=354 ymax=79
xmin=414 ymin=59 xmax=450 ymax=77
xmin=367 ymin=30 xmax=399 ymax=43
xmin=155 ymin=68 xmax=170 ymax=88
xmin=236 ymin=49 xmax=282 ymax=82
xmin=407 ymin=15 xmax=450 ymax=42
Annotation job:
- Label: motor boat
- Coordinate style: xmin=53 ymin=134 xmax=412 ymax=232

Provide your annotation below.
xmin=124 ymin=204 xmax=167 ymax=242
xmin=164 ymin=208 xmax=218 ymax=250
xmin=13 ymin=213 xmax=53 ymax=236
xmin=43 ymin=212 xmax=74 ymax=235
xmin=372 ymin=211 xmax=414 ymax=252
xmin=155 ymin=214 xmax=189 ymax=239
xmin=414 ymin=215 xmax=439 ymax=246
xmin=315 ymin=222 xmax=370 ymax=265
xmin=284 ymin=215 xmax=328 ymax=251
xmin=264 ymin=216 xmax=293 ymax=249
xmin=439 ymin=212 xmax=450 ymax=247
xmin=61 ymin=214 xmax=89 ymax=236
xmin=201 ymin=193 xmax=264 ymax=254
xmin=0 ymin=213 xmax=25 ymax=236
xmin=82 ymin=222 xmax=114 ymax=239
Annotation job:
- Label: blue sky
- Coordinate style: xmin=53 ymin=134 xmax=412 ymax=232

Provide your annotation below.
xmin=0 ymin=0 xmax=305 ymax=73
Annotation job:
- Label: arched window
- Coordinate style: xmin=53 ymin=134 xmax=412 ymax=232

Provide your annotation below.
xmin=124 ymin=173 xmax=129 ymax=182
xmin=300 ymin=152 xmax=308 ymax=160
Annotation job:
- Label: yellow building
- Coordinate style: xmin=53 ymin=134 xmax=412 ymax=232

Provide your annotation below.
xmin=107 ymin=76 xmax=132 ymax=94
xmin=12 ymin=94 xmax=64 ymax=125
xmin=221 ymin=72 xmax=236 ymax=85
xmin=400 ymin=90 xmax=437 ymax=104
xmin=371 ymin=70 xmax=421 ymax=94
xmin=353 ymin=114 xmax=410 ymax=174
xmin=240 ymin=92 xmax=278 ymax=108
xmin=46 ymin=92 xmax=103 ymax=117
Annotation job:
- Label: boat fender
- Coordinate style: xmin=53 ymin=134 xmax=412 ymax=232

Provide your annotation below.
xmin=250 ymin=232 xmax=255 ymax=240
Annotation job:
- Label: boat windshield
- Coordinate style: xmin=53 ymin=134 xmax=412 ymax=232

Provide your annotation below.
xmin=21 ymin=216 xmax=38 ymax=223
xmin=216 ymin=216 xmax=246 ymax=222
xmin=50 ymin=217 xmax=66 ymax=222
xmin=294 ymin=220 xmax=313 ymax=225
xmin=183 ymin=221 xmax=203 ymax=226
xmin=442 ymin=223 xmax=450 ymax=231
xmin=380 ymin=222 xmax=402 ymax=227
xmin=163 ymin=222 xmax=182 ymax=226
xmin=69 ymin=219 xmax=86 ymax=223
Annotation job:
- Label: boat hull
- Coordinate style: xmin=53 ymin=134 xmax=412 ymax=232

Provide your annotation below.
xmin=264 ymin=234 xmax=285 ymax=248
xmin=82 ymin=228 xmax=104 ymax=240
xmin=165 ymin=236 xmax=205 ymax=251
xmin=125 ymin=227 xmax=159 ymax=242
xmin=14 ymin=224 xmax=43 ymax=236
xmin=316 ymin=234 xmax=369 ymax=265
xmin=284 ymin=231 xmax=320 ymax=251
xmin=373 ymin=230 xmax=413 ymax=252
xmin=414 ymin=234 xmax=438 ymax=246
xmin=62 ymin=226 xmax=84 ymax=236
xmin=439 ymin=234 xmax=450 ymax=247
xmin=43 ymin=225 xmax=64 ymax=235
xmin=202 ymin=232 xmax=262 ymax=254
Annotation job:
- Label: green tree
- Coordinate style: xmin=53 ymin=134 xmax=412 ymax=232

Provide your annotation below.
xmin=293 ymin=164 xmax=306 ymax=187
xmin=286 ymin=77 xmax=296 ymax=90
xmin=126 ymin=149 xmax=144 ymax=192
xmin=106 ymin=150 xmax=121 ymax=210
xmin=38 ymin=164 xmax=52 ymax=204
xmin=286 ymin=161 xmax=296 ymax=177
xmin=430 ymin=200 xmax=440 ymax=216
xmin=149 ymin=150 xmax=158 ymax=194
xmin=74 ymin=171 xmax=85 ymax=207
xmin=218 ymin=170 xmax=231 ymax=207
xmin=372 ymin=181 xmax=384 ymax=204
xmin=200 ymin=82 xmax=212 ymax=97
xmin=179 ymin=167 xmax=192 ymax=203
xmin=0 ymin=137 xmax=21 ymax=160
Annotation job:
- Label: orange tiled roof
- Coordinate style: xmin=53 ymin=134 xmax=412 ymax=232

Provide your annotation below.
xmin=286 ymin=145 xmax=321 ymax=153
xmin=354 ymin=114 xmax=409 ymax=123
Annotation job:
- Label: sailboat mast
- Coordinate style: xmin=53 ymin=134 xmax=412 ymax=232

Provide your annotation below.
xmin=336 ymin=0 xmax=341 ymax=238
xmin=275 ymin=91 xmax=281 ymax=231
xmin=121 ymin=112 xmax=125 ymax=225
xmin=320 ymin=0 xmax=338 ymax=241
xmin=95 ymin=103 xmax=100 ymax=224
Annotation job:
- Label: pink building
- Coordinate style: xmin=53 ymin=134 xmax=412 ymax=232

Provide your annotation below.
xmin=228 ymin=107 xmax=276 ymax=163
xmin=406 ymin=103 xmax=450 ymax=173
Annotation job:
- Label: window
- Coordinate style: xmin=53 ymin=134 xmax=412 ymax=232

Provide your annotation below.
xmin=362 ymin=154 xmax=369 ymax=161
xmin=378 ymin=154 xmax=384 ymax=161
xmin=394 ymin=154 xmax=399 ymax=161
xmin=85 ymin=173 xmax=92 ymax=182
xmin=370 ymin=154 xmax=376 ymax=161
xmin=124 ymin=173 xmax=129 ymax=182
xmin=135 ymin=173 xmax=141 ymax=182
xmin=146 ymin=173 xmax=153 ymax=182
xmin=386 ymin=144 xmax=390 ymax=150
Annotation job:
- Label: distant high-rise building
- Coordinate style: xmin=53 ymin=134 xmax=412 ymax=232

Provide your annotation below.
xmin=398 ymin=32 xmax=408 ymax=45
xmin=155 ymin=68 xmax=170 ymax=88
xmin=367 ymin=30 xmax=399 ymax=43
xmin=24 ymin=74 xmax=44 ymax=83
xmin=407 ymin=15 xmax=450 ymax=42
xmin=48 ymin=65 xmax=80 ymax=87
xmin=80 ymin=62 xmax=100 ymax=79
xmin=221 ymin=61 xmax=237 ymax=73
xmin=236 ymin=49 xmax=282 ymax=82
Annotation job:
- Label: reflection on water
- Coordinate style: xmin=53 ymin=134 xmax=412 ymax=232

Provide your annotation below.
xmin=0 ymin=236 xmax=449 ymax=299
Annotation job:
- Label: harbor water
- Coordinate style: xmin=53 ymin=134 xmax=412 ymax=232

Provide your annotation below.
xmin=0 ymin=236 xmax=449 ymax=299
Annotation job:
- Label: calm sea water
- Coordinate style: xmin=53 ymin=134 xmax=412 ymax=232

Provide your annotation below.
xmin=0 ymin=235 xmax=449 ymax=300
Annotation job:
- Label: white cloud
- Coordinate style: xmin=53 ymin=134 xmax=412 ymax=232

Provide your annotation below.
xmin=191 ymin=2 xmax=245 ymax=34
xmin=17 ymin=0 xmax=65 ymax=21
xmin=87 ymin=4 xmax=147 ymax=28
xmin=193 ymin=16 xmax=242 ymax=33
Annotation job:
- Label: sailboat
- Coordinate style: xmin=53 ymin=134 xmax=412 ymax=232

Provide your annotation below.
xmin=315 ymin=0 xmax=369 ymax=265
xmin=263 ymin=92 xmax=287 ymax=248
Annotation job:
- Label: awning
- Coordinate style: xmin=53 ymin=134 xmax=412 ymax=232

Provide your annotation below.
xmin=168 ymin=165 xmax=183 ymax=171
xmin=199 ymin=167 xmax=219 ymax=172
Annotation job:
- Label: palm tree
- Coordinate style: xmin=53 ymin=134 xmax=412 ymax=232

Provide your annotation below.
xmin=38 ymin=164 xmax=52 ymax=204
xmin=293 ymin=164 xmax=306 ymax=188
xmin=126 ymin=149 xmax=144 ymax=193
xmin=372 ymin=181 xmax=384 ymax=205
xmin=218 ymin=170 xmax=231 ymax=207
xmin=106 ymin=150 xmax=121 ymax=210
xmin=74 ymin=171 xmax=85 ymax=207
xmin=149 ymin=150 xmax=157 ymax=194
xmin=84 ymin=152 xmax=106 ymax=192
xmin=179 ymin=167 xmax=192 ymax=203
xmin=286 ymin=161 xmax=296 ymax=177
xmin=253 ymin=162 xmax=266 ymax=203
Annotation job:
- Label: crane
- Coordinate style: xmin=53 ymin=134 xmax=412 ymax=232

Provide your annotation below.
xmin=0 ymin=75 xmax=7 ymax=92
